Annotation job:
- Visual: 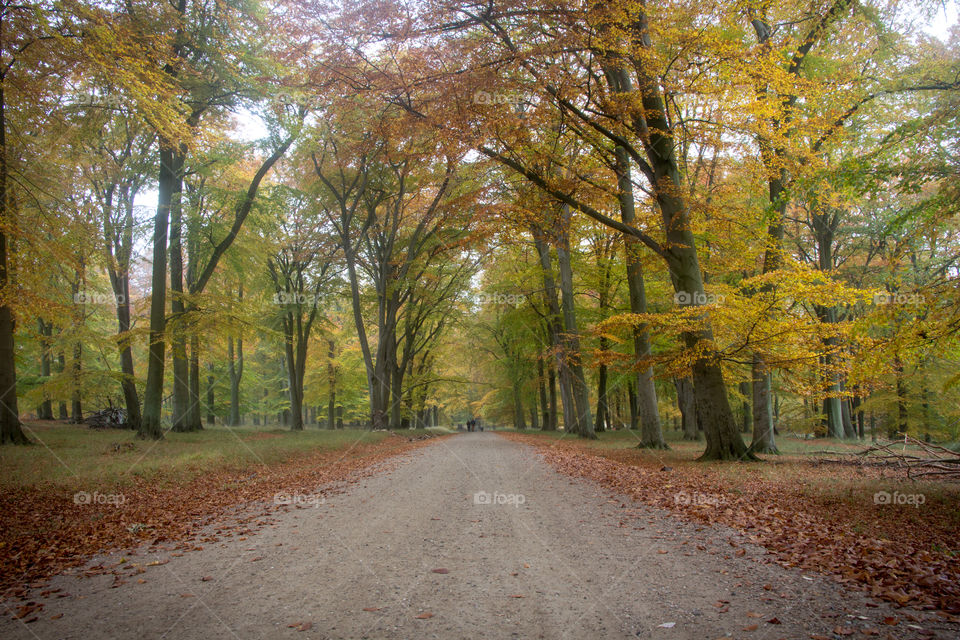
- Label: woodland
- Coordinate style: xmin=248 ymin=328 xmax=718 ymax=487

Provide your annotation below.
xmin=1 ymin=0 xmax=958 ymax=463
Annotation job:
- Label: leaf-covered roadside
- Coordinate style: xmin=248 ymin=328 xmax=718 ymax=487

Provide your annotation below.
xmin=0 ymin=433 xmax=445 ymax=598
xmin=501 ymin=433 xmax=960 ymax=614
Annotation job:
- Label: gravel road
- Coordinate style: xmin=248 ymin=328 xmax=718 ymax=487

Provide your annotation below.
xmin=2 ymin=432 xmax=954 ymax=639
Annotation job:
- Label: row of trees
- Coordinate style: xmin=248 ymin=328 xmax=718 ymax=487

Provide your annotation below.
xmin=1 ymin=0 xmax=958 ymax=460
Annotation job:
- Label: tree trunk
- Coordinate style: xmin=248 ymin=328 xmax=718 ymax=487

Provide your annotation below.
xmin=537 ymin=358 xmax=550 ymax=431
xmin=548 ymin=363 xmax=558 ymax=431
xmin=228 ymin=336 xmax=242 ymax=426
xmin=70 ymin=339 xmax=83 ymax=423
xmin=187 ymin=333 xmax=203 ymax=430
xmin=612 ymin=144 xmax=664 ymax=447
xmin=206 ymin=362 xmax=215 ymax=424
xmin=594 ymin=353 xmax=608 ymax=433
xmin=283 ymin=314 xmax=305 ymax=431
xmin=750 ymin=355 xmax=778 ymax=453
xmin=0 ymin=82 xmax=28 ymax=444
xmin=327 ymin=338 xmax=336 ymax=429
xmin=675 ymin=377 xmax=699 ymax=441
xmin=37 ymin=319 xmax=53 ymax=420
xmin=556 ymin=206 xmax=594 ymax=438
xmin=533 ymin=227 xmax=578 ymax=434
xmin=169 ymin=178 xmax=190 ymax=432
xmin=140 ymin=145 xmax=184 ymax=440
xmin=894 ymin=354 xmax=908 ymax=437
xmin=513 ymin=385 xmax=526 ymax=430
xmin=627 ymin=383 xmax=639 ymax=430
xmin=57 ymin=350 xmax=67 ymax=420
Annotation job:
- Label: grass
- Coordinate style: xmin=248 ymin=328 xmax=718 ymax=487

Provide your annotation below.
xmin=1 ymin=420 xmax=448 ymax=491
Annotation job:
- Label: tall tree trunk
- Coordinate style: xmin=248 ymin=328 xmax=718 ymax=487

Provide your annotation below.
xmin=532 ymin=226 xmax=581 ymax=436
xmin=605 ymin=53 xmax=746 ymax=459
xmin=0 ymin=80 xmax=28 ymax=444
xmin=840 ymin=380 xmax=855 ymax=438
xmin=104 ymin=186 xmax=141 ymax=430
xmin=537 ymin=358 xmax=550 ymax=431
xmin=140 ymin=145 xmax=183 ymax=440
xmin=206 ymin=362 xmax=215 ymax=424
xmin=115 ymin=286 xmax=141 ymax=431
xmin=612 ymin=144 xmax=664 ymax=447
xmin=555 ymin=213 xmax=594 ymax=438
xmin=37 ymin=319 xmax=53 ymax=420
xmin=548 ymin=363 xmax=558 ymax=431
xmin=894 ymin=354 xmax=908 ymax=437
xmin=594 ymin=350 xmax=608 ymax=433
xmin=169 ymin=182 xmax=190 ymax=432
xmin=283 ymin=313 xmax=305 ymax=431
xmin=227 ymin=336 xmax=242 ymax=426
xmin=327 ymin=338 xmax=336 ymax=429
xmin=750 ymin=357 xmax=778 ymax=453
xmin=57 ymin=350 xmax=68 ymax=420
xmin=70 ymin=340 xmax=82 ymax=423
xmin=627 ymin=383 xmax=639 ymax=430
xmin=675 ymin=377 xmax=699 ymax=441
xmin=739 ymin=381 xmax=752 ymax=434
xmin=513 ymin=385 xmax=526 ymax=430
xmin=187 ymin=333 xmax=203 ymax=429
xmin=69 ymin=271 xmax=84 ymax=424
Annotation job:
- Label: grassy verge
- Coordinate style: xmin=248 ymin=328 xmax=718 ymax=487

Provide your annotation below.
xmin=1 ymin=421 xmax=448 ymax=490
xmin=0 ymin=421 xmax=448 ymax=594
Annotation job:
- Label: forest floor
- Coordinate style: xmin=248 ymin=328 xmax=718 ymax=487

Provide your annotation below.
xmin=500 ymin=429 xmax=960 ymax=612
xmin=0 ymin=423 xmax=448 ymax=594
xmin=2 ymin=431 xmax=958 ymax=639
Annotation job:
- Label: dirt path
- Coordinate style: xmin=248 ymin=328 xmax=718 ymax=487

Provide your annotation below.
xmin=2 ymin=433 xmax=955 ymax=639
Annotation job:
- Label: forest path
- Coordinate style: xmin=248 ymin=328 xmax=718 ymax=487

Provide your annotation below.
xmin=1 ymin=432 xmax=938 ymax=639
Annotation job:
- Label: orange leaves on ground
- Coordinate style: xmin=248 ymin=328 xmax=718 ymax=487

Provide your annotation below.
xmin=0 ymin=436 xmax=441 ymax=595
xmin=502 ymin=433 xmax=960 ymax=613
